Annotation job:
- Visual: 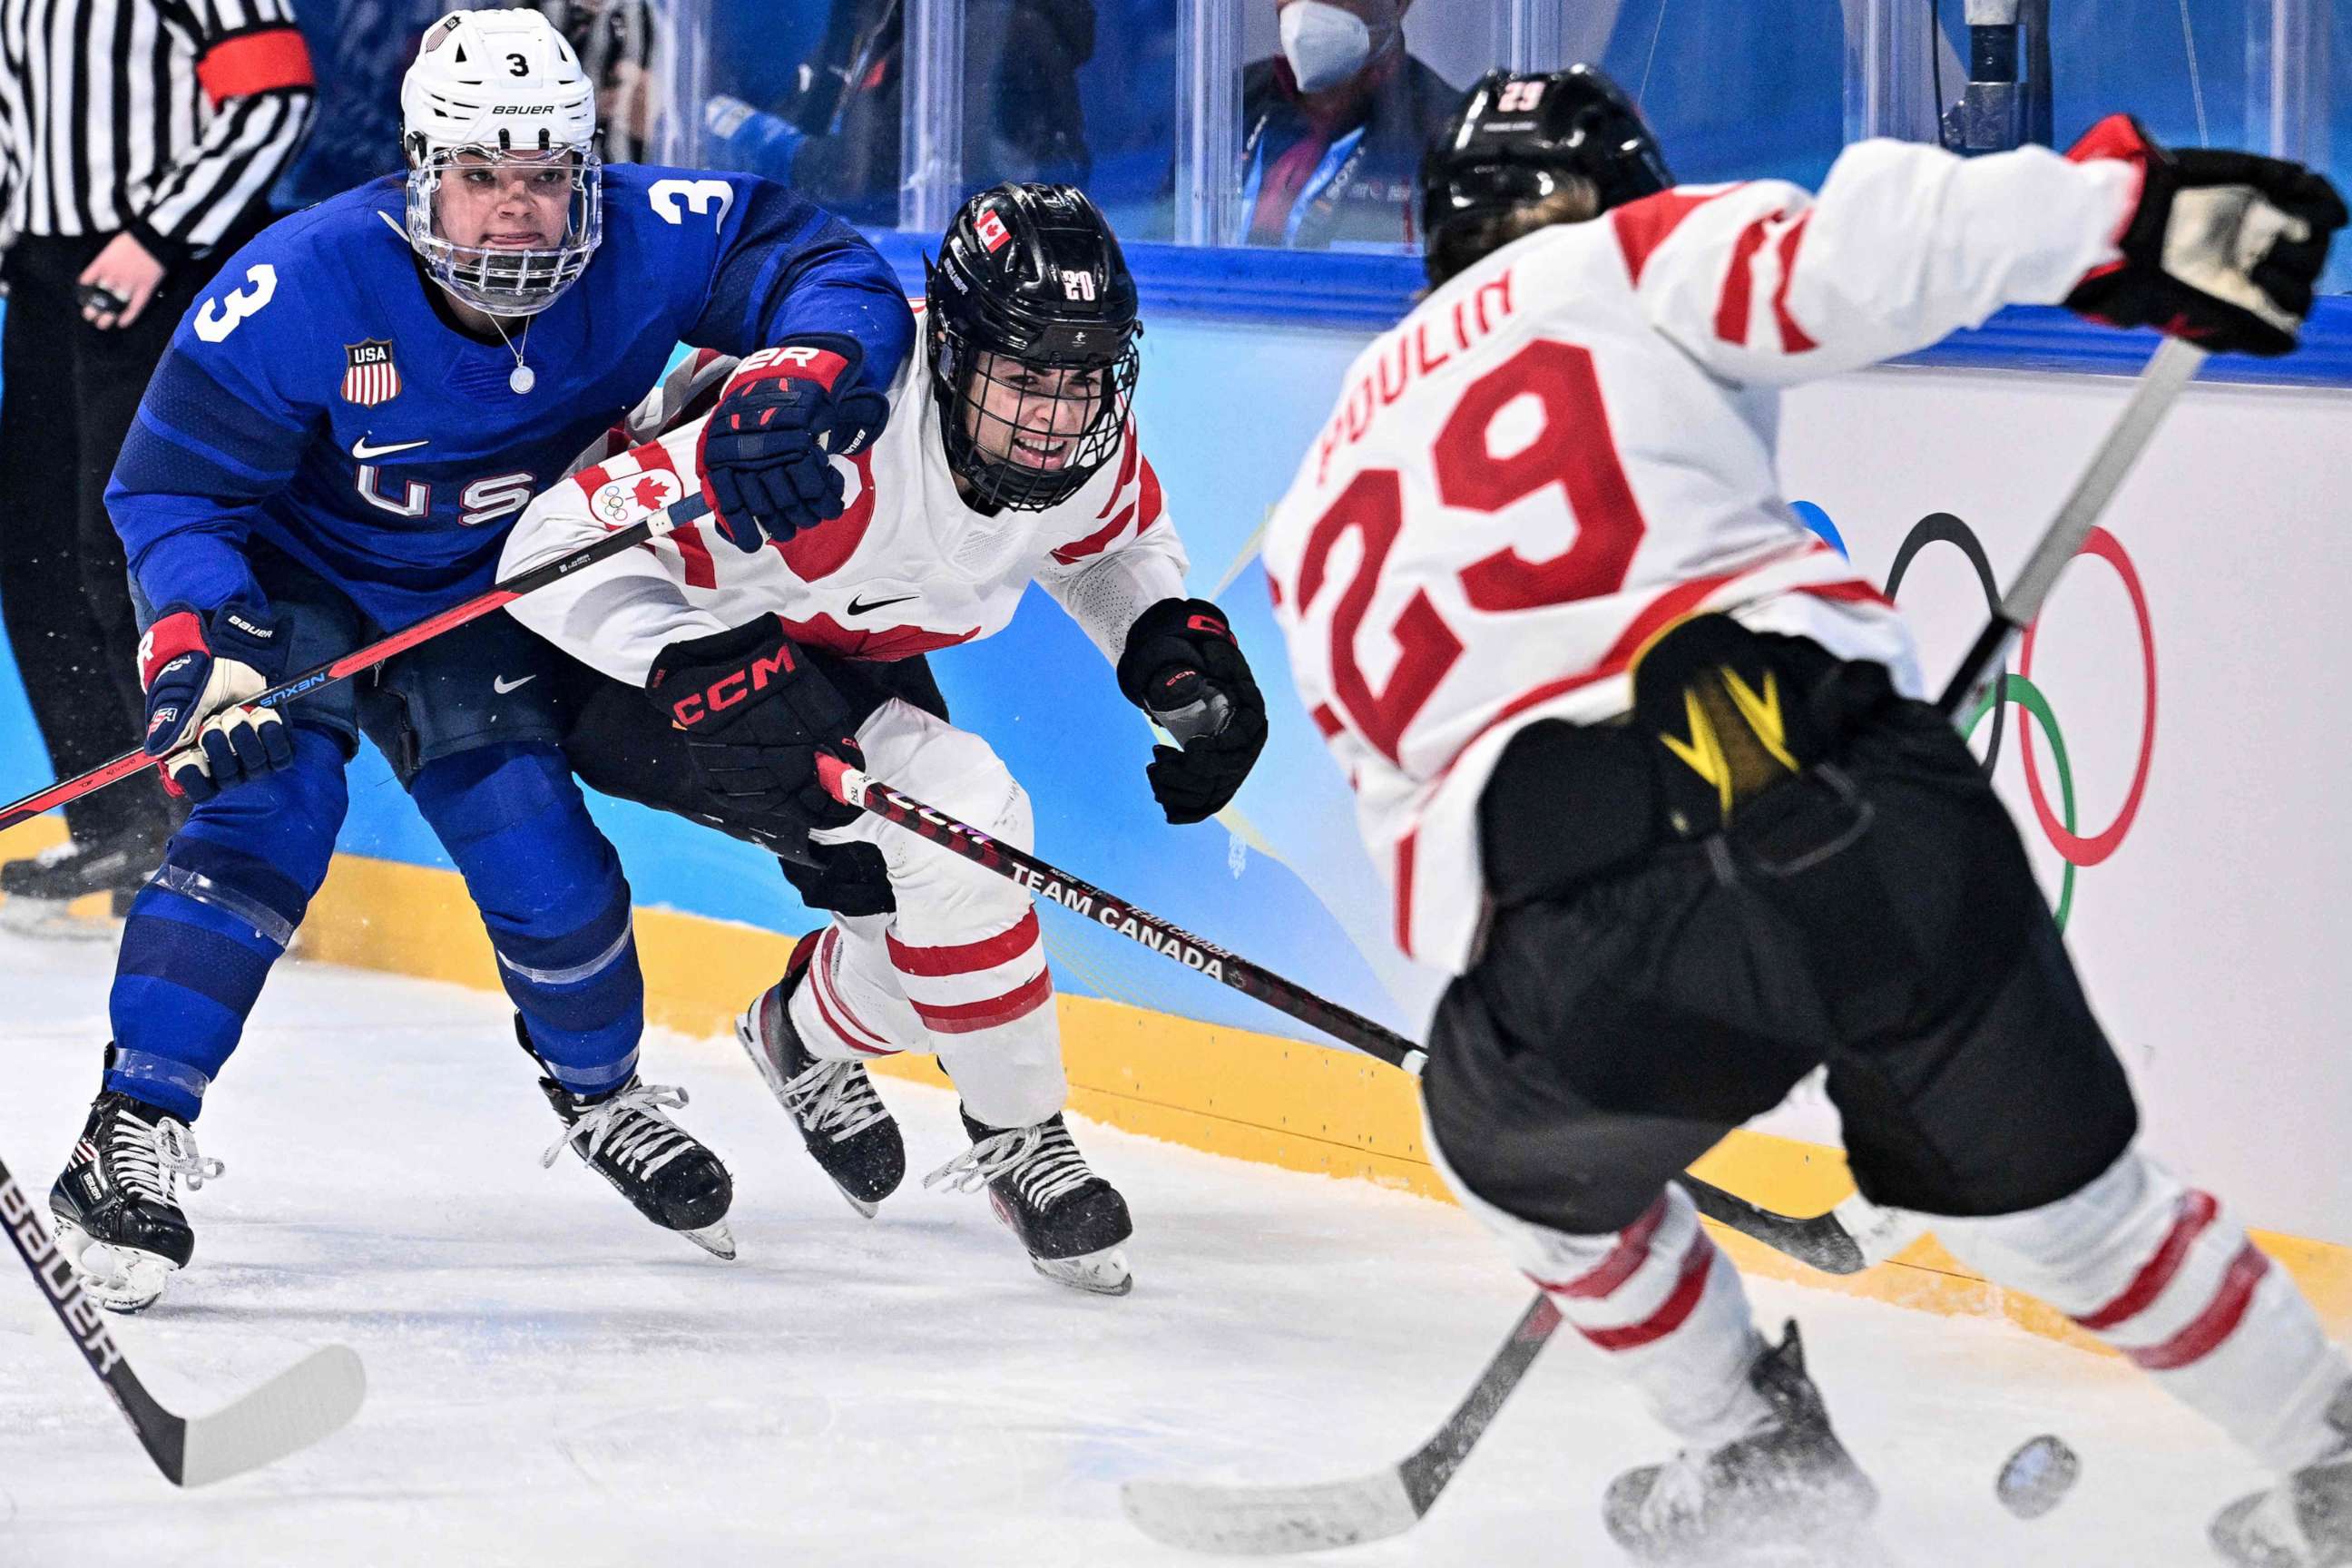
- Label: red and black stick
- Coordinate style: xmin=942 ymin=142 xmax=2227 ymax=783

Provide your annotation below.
xmin=0 ymin=495 xmax=709 ymax=836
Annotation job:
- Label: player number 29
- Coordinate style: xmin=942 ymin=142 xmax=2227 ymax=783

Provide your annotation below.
xmin=1294 ymin=338 xmax=1648 ymax=762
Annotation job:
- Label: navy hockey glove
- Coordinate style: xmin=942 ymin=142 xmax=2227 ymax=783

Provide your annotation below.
xmin=696 ymin=336 xmax=891 ymax=552
xmin=2064 ymin=114 xmax=2347 ymax=357
xmin=646 ymin=614 xmax=866 ymax=831
xmin=138 ymin=602 xmax=293 ymax=803
xmin=1116 ymin=597 xmax=1269 ymax=826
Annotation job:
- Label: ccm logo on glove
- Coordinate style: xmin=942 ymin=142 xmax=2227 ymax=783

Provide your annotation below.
xmin=661 ymin=640 xmax=801 ymax=727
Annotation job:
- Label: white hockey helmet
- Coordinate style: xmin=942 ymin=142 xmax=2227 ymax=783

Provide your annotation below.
xmin=400 ymin=8 xmax=603 ymax=318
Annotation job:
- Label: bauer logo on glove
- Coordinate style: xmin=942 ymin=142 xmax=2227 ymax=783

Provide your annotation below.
xmin=138 ymin=603 xmax=295 ymax=803
xmin=696 ymin=334 xmax=893 ymax=552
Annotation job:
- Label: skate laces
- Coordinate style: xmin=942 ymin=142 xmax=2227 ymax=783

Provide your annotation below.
xmin=104 ymin=1110 xmax=222 ymax=1203
xmin=923 ymin=1121 xmax=1096 ymax=1209
xmin=542 ymin=1081 xmax=695 ymax=1177
xmin=1634 ymin=1451 xmax=1716 ymax=1537
xmin=779 ymin=1055 xmax=892 ymax=1142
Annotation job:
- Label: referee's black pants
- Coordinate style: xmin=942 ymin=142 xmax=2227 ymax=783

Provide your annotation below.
xmin=0 ymin=233 xmax=233 ymax=851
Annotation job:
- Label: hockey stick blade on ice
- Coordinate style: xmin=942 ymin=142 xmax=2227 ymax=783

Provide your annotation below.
xmin=1 ymin=1155 xmax=365 ymax=1485
xmin=1121 ymin=1295 xmax=1563 ymax=1554
xmin=0 ymin=494 xmax=711 ymax=836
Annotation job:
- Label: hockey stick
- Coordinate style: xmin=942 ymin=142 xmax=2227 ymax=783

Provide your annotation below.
xmin=1122 ymin=1294 xmax=1561 ymax=1554
xmin=1109 ymin=338 xmax=2206 ymax=1555
xmin=0 ymin=494 xmax=711 ymax=837
xmin=0 ymin=1152 xmax=364 ymax=1485
xmin=811 ymin=755 xmax=1874 ymax=1273
xmin=1936 ymin=337 xmax=2206 ymax=720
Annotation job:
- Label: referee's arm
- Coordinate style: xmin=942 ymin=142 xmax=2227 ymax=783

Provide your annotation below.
xmin=80 ymin=0 xmax=313 ymax=328
xmin=127 ymin=0 xmax=316 ymax=266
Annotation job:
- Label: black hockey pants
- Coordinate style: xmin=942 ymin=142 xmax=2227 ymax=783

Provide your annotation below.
xmin=1424 ymin=643 xmax=2140 ymax=1236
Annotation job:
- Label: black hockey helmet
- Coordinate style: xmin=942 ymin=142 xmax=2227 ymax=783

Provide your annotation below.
xmin=1420 ymin=66 xmax=1673 ymax=280
xmin=926 ymin=182 xmax=1142 ymax=513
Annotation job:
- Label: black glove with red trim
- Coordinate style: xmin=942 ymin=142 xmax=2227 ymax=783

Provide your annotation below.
xmin=646 ymin=614 xmax=865 ymax=831
xmin=1116 ymin=596 xmax=1269 ymax=826
xmin=2063 ymin=114 xmax=2347 ymax=358
xmin=139 ymin=601 xmax=293 ymax=802
xmin=696 ymin=334 xmax=892 ymax=551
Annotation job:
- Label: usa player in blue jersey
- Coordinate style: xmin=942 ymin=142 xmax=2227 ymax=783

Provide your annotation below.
xmin=46 ymin=7 xmax=916 ymax=1311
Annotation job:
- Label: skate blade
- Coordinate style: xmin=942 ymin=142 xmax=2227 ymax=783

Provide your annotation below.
xmin=680 ymin=1219 xmax=737 ymax=1260
xmin=1030 ymin=1245 xmax=1132 ymax=1297
xmin=835 ymin=1188 xmax=880 ymax=1220
xmin=51 ymin=1217 xmax=175 ymax=1313
xmin=0 ymin=895 xmax=122 ymax=942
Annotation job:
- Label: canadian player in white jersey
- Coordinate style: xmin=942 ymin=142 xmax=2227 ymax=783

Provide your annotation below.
xmin=1263 ymin=67 xmax=2350 ymax=1563
xmin=501 ymin=184 xmax=1269 ymax=1296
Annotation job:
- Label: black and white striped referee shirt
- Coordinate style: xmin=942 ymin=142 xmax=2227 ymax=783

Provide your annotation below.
xmin=0 ymin=0 xmax=315 ymax=255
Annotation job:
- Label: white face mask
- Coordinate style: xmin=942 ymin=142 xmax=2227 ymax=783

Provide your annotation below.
xmin=1279 ymin=1 xmax=1381 ymax=95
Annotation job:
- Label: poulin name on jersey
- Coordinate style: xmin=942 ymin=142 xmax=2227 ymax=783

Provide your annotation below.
xmin=342 ymin=339 xmax=402 ymax=407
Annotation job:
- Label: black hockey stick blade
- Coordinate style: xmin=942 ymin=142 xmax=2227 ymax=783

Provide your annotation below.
xmin=1121 ymin=1295 xmax=1562 ymax=1554
xmin=1681 ymin=1175 xmax=1867 ymax=1275
xmin=4 ymin=1155 xmax=365 ymax=1485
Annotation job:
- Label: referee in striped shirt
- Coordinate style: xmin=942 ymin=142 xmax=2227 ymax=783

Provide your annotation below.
xmin=0 ymin=0 xmax=313 ymax=919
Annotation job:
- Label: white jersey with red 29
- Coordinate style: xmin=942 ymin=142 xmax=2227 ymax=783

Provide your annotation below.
xmin=1261 ymin=135 xmax=2140 ymax=973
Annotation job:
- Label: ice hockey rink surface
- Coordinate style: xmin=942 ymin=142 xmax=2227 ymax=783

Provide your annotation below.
xmin=0 ymin=933 xmax=2276 ymax=1567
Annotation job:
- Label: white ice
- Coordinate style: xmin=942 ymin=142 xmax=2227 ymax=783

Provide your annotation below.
xmin=0 ymin=935 xmax=2277 ymax=1567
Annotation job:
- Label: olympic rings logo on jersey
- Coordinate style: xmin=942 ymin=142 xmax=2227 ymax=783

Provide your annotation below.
xmin=1799 ymin=506 xmax=2157 ymax=931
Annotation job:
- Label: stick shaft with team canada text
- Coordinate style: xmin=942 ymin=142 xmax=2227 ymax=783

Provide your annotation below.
xmin=808 ymin=754 xmax=1893 ymax=1273
xmin=813 ymin=753 xmax=1431 ymax=1074
xmin=0 ymin=494 xmax=711 ymax=837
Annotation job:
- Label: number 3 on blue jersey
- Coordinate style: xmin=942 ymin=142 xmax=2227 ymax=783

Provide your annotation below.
xmin=650 ymin=178 xmax=733 ymax=227
xmin=193 ymin=264 xmax=279 ymax=343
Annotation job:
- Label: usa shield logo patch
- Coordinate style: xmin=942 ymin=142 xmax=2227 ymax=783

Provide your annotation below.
xmin=342 ymin=339 xmax=402 ymax=407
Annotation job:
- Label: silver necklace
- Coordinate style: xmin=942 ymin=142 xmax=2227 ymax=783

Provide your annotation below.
xmin=487 ymin=312 xmax=535 ymax=395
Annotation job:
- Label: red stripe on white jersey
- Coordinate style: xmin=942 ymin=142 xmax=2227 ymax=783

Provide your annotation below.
xmin=1577 ymin=1235 xmax=1719 ymax=1353
xmin=1770 ymin=215 xmax=1818 ymax=353
xmin=807 ymin=928 xmax=897 ymax=1056
xmin=2075 ymin=1191 xmax=2220 ymax=1332
xmin=1612 ymin=187 xmax=1739 ymax=287
xmin=2129 ymin=1244 xmax=2271 ymax=1371
xmin=1714 ymin=215 xmax=1774 ymax=347
xmin=887 ymin=909 xmax=1042 ymax=978
xmin=910 ymin=969 xmax=1055 ymax=1034
xmin=1530 ymin=1195 xmax=1669 ymax=1300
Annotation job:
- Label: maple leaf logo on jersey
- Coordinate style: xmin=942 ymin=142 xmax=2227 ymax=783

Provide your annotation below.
xmin=591 ymin=467 xmax=682 ymax=524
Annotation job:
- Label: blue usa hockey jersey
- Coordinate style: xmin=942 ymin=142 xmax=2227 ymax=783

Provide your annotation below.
xmin=109 ymin=163 xmax=916 ymax=629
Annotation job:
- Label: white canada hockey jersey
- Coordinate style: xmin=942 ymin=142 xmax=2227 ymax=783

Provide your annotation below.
xmin=1261 ymin=137 xmax=2141 ymax=975
xmin=499 ymin=334 xmax=1187 ymax=688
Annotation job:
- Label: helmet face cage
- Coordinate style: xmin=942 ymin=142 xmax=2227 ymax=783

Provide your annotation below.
xmin=925 ymin=182 xmax=1142 ymax=513
xmin=932 ymin=319 xmax=1140 ymax=512
xmin=405 ymin=143 xmax=603 ymax=318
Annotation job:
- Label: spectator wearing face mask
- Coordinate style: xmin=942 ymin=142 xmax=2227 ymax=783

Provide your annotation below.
xmin=1237 ymin=0 xmax=1458 ymax=249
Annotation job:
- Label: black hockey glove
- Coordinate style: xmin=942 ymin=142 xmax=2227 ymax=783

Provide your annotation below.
xmin=778 ymin=838 xmax=896 ymax=918
xmin=2063 ymin=114 xmax=2347 ymax=358
xmin=1116 ymin=597 xmax=1269 ymax=826
xmin=696 ymin=335 xmax=891 ymax=551
xmin=139 ymin=601 xmax=294 ymax=803
xmin=646 ymin=614 xmax=865 ymax=832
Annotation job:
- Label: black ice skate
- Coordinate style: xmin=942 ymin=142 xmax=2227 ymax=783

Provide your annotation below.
xmin=1602 ymin=1320 xmax=1879 ymax=1564
xmin=735 ymin=943 xmax=905 ymax=1217
xmin=47 ymin=1086 xmax=223 ymax=1313
xmin=2210 ymin=1386 xmax=2352 ymax=1567
xmin=524 ymin=1021 xmax=736 ymax=1259
xmin=1 ymin=836 xmax=160 ymax=938
xmin=925 ymin=1108 xmax=1133 ymax=1297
